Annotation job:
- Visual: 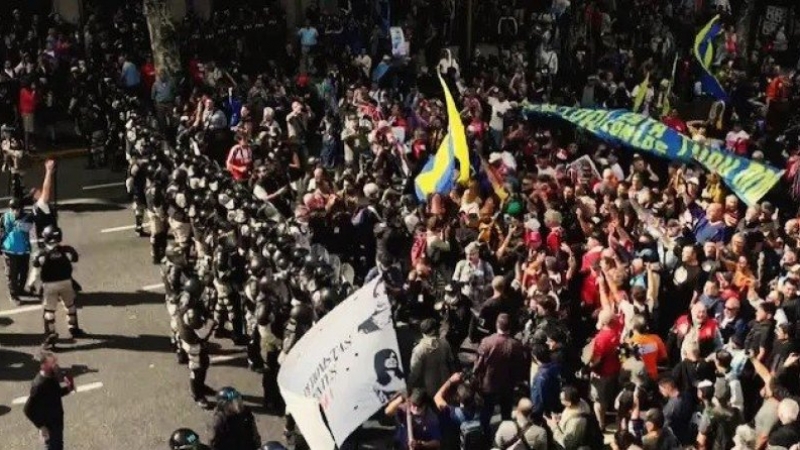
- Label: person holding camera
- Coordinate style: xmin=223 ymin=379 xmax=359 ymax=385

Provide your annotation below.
xmin=23 ymin=350 xmax=75 ymax=450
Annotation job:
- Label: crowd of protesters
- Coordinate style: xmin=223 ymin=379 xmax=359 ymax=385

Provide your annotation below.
xmin=4 ymin=0 xmax=800 ymax=449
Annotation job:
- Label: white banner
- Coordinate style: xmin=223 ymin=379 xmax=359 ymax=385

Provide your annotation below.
xmin=390 ymin=27 xmax=409 ymax=58
xmin=278 ymin=278 xmax=405 ymax=448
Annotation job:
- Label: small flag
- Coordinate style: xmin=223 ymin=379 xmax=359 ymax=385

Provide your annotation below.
xmin=693 ymin=15 xmax=729 ymax=101
xmin=633 ymin=73 xmax=650 ymax=113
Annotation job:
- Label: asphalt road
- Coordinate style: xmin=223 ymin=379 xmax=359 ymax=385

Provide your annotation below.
xmin=0 ymin=158 xmax=290 ymax=450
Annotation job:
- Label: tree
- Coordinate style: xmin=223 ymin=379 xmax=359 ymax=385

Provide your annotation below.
xmin=143 ymin=0 xmax=182 ymax=81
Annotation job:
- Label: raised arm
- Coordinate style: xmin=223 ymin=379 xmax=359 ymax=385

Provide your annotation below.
xmin=39 ymin=159 xmax=55 ymax=205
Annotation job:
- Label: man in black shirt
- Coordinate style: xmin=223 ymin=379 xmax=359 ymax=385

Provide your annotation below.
xmin=25 ymin=159 xmax=56 ymax=295
xmin=744 ymin=302 xmax=776 ymax=363
xmin=33 ymin=225 xmax=83 ymax=349
xmin=23 ymin=350 xmax=75 ymax=450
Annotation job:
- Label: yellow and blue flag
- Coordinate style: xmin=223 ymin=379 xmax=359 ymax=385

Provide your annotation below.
xmin=414 ymin=75 xmax=471 ymax=201
xmin=693 ymin=15 xmax=728 ymax=101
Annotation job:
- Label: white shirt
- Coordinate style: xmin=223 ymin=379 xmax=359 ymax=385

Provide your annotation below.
xmin=487 ymin=97 xmax=511 ymax=131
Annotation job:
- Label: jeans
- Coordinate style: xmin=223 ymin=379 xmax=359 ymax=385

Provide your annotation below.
xmin=44 ymin=425 xmax=64 ymax=450
xmin=4 ymin=252 xmax=30 ymax=296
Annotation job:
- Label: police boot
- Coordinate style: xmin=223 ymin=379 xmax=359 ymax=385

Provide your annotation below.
xmin=173 ymin=337 xmax=189 ymax=364
xmin=42 ymin=333 xmax=59 ymax=351
xmin=246 ymin=331 xmax=264 ymax=372
xmin=68 ymin=310 xmax=86 ymax=338
xmin=42 ymin=310 xmax=58 ymax=350
xmin=190 ymin=369 xmax=211 ymax=409
xmin=134 ymin=215 xmax=147 ymax=237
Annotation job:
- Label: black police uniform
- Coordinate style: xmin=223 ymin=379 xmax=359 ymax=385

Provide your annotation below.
xmin=33 ymin=242 xmax=80 ymax=344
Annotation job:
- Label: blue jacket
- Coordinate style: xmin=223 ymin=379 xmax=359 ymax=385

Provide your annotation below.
xmin=1 ymin=212 xmax=32 ymax=255
xmin=531 ymin=362 xmax=562 ymax=417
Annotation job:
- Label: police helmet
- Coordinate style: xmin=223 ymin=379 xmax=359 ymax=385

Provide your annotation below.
xmin=41 ymin=225 xmax=63 ymax=244
xmin=183 ymin=277 xmax=203 ymax=297
xmin=291 ymin=248 xmax=310 ymax=266
xmin=274 ymin=255 xmax=291 ymax=271
xmin=217 ymin=386 xmax=242 ymax=404
xmin=313 ymin=264 xmax=335 ymax=285
xmin=169 ymin=428 xmax=201 ymax=450
xmin=261 ymin=442 xmax=288 ymax=450
xmin=249 ymin=255 xmax=267 ymax=276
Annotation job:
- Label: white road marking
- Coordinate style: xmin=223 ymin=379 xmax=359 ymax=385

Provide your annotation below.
xmin=0 ymin=304 xmax=43 ymax=316
xmin=82 ymin=182 xmax=125 ymax=191
xmin=101 ymin=224 xmax=135 ymax=233
xmin=141 ymin=283 xmax=165 ymax=292
xmin=210 ymin=354 xmax=243 ymax=364
xmin=101 ymin=223 xmax=150 ymax=233
xmin=12 ymin=381 xmax=104 ymax=405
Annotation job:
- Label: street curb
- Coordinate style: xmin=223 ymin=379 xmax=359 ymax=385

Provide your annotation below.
xmin=31 ymin=148 xmax=87 ymax=161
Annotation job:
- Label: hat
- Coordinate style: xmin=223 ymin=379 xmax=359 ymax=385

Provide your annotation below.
xmin=505 ymin=200 xmax=523 ymax=217
xmin=752 ymin=150 xmax=764 ymax=160
xmin=488 ymin=152 xmax=502 ymax=164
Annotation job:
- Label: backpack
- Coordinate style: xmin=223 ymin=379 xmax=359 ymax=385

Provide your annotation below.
xmin=410 ymin=231 xmax=428 ymax=267
xmin=456 ymin=409 xmax=486 ymax=450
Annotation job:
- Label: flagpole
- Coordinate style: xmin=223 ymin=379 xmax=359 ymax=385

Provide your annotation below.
xmin=662 ymin=55 xmax=678 ymax=117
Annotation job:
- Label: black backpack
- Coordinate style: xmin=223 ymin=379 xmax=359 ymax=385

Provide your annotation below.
xmin=456 ymin=408 xmax=487 ymax=450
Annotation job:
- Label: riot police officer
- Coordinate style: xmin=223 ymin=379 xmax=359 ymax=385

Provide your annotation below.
xmin=209 ymin=387 xmax=261 ymax=450
xmin=146 ymin=168 xmax=169 ymax=263
xmin=33 ymin=226 xmax=83 ymax=350
xmin=211 ymin=231 xmax=246 ymax=344
xmin=126 ymin=147 xmax=149 ymax=237
xmin=166 ymin=168 xmax=193 ymax=254
xmin=169 ymin=428 xmax=210 ymax=450
xmin=163 ymin=244 xmax=193 ymax=363
xmin=176 ymin=277 xmax=216 ymax=408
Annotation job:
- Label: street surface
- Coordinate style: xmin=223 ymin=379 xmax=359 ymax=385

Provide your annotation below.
xmin=0 ymin=158 xmax=292 ymax=450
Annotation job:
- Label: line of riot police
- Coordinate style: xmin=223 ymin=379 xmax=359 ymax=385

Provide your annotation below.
xmin=123 ymin=103 xmax=354 ymax=422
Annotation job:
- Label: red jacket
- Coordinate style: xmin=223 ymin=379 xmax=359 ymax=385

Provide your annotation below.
xmin=19 ymin=87 xmax=38 ymax=114
xmin=674 ymin=315 xmax=720 ymax=356
xmin=226 ymin=144 xmax=252 ymax=181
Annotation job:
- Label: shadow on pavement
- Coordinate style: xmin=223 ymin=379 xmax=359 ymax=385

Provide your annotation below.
xmin=0 ymin=332 xmax=173 ymax=354
xmin=0 ymin=405 xmax=10 ymax=417
xmin=0 ymin=317 xmax=13 ymax=327
xmin=56 ymin=202 xmax=126 ymax=213
xmin=80 ymin=291 xmax=164 ymax=307
xmin=0 ymin=347 xmax=40 ymax=381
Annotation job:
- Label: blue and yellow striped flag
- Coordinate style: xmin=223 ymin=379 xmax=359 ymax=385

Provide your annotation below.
xmin=693 ymin=15 xmax=729 ymax=101
xmin=414 ymin=75 xmax=471 ymax=201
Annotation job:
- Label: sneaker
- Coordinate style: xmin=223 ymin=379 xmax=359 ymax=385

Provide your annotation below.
xmin=9 ymin=295 xmax=20 ymax=307
xmin=195 ymin=397 xmax=211 ymax=409
xmin=69 ymin=327 xmax=86 ymax=338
